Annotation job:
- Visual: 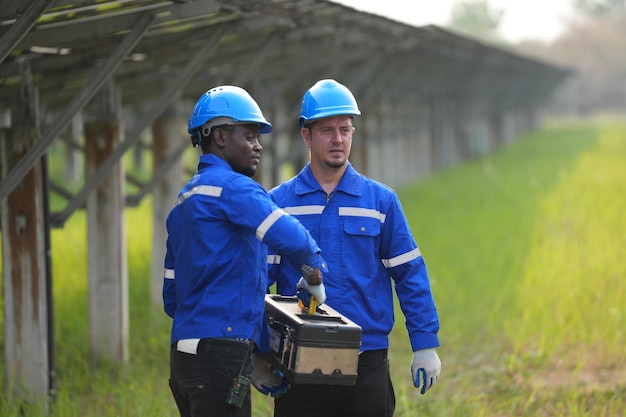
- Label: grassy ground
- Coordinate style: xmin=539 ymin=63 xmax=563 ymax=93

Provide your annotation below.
xmin=1 ymin=118 xmax=625 ymax=416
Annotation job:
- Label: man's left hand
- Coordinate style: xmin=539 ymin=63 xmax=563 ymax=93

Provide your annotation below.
xmin=411 ymin=348 xmax=441 ymax=395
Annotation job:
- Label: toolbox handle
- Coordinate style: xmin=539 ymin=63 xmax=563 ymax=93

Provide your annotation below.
xmin=296 ymin=314 xmax=345 ymax=323
xmin=268 ymin=295 xmax=298 ymax=303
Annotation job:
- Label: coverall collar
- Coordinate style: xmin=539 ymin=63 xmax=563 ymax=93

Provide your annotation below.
xmin=198 ymin=153 xmax=232 ymax=171
xmin=296 ymin=162 xmax=363 ymax=197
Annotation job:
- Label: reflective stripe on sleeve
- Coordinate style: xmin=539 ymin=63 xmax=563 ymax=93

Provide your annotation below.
xmin=164 ymin=268 xmax=175 ymax=279
xmin=381 ymin=248 xmax=422 ymax=268
xmin=176 ymin=185 xmax=223 ymax=205
xmin=256 ymin=209 xmax=287 ymax=241
xmin=267 ymin=254 xmax=282 ymax=265
xmin=339 ymin=207 xmax=386 ymax=223
xmin=283 ymin=205 xmax=325 ymax=215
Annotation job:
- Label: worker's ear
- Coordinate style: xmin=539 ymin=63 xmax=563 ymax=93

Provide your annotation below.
xmin=301 ymin=127 xmax=312 ymax=149
xmin=214 ymin=127 xmax=228 ymax=148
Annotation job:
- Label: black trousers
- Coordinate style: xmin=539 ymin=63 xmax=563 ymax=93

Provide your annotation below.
xmin=274 ymin=349 xmax=395 ymax=417
xmin=169 ymin=338 xmax=252 ymax=417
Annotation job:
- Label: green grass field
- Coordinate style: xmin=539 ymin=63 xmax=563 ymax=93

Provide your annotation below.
xmin=1 ymin=118 xmax=625 ymax=416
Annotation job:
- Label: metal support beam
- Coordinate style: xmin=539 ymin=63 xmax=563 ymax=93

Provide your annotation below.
xmin=0 ymin=0 xmax=53 ymax=64
xmin=233 ymin=30 xmax=286 ymax=87
xmin=0 ymin=11 xmax=155 ymax=203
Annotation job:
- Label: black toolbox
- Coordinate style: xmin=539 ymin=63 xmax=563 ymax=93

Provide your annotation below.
xmin=264 ymin=295 xmax=362 ymax=385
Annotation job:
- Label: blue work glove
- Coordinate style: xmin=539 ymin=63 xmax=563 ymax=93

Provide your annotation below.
xmin=295 ymin=276 xmax=326 ymax=305
xmin=411 ymin=348 xmax=441 ymax=394
xmin=250 ymin=353 xmax=290 ymax=397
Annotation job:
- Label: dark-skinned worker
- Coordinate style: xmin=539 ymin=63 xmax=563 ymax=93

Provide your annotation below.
xmin=163 ymin=85 xmax=327 ymax=417
xmin=267 ymin=79 xmax=441 ymax=417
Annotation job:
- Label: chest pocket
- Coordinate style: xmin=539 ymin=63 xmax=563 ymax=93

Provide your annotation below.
xmin=340 ymin=216 xmax=382 ymax=290
xmin=342 ymin=217 xmax=381 ymax=237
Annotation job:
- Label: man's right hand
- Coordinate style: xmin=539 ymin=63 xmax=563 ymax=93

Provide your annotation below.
xmin=250 ymin=354 xmax=290 ymax=397
xmin=296 ymin=276 xmax=326 ymax=305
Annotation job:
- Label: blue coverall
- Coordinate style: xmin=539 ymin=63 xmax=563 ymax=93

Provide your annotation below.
xmin=268 ymin=162 xmax=439 ymax=417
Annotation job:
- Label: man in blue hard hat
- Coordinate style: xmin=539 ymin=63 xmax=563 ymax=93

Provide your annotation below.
xmin=163 ymin=85 xmax=328 ymax=417
xmin=268 ymin=79 xmax=441 ymax=417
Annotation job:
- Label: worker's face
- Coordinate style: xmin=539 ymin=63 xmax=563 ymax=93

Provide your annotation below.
xmin=303 ymin=115 xmax=354 ymax=169
xmin=219 ymin=124 xmax=263 ymax=177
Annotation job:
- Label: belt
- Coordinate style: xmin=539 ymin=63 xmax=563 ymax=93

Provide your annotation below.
xmin=175 ymin=337 xmax=253 ymax=355
xmin=359 ymin=349 xmax=388 ymax=360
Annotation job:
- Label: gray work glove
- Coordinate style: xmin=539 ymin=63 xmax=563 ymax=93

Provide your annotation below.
xmin=411 ymin=348 xmax=441 ymax=394
xmin=296 ymin=276 xmax=326 ymax=305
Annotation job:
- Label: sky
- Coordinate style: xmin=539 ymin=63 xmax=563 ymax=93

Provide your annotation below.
xmin=332 ymin=0 xmax=576 ymax=43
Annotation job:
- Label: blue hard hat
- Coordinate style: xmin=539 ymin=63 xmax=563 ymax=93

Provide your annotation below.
xmin=298 ymin=79 xmax=361 ymax=128
xmin=188 ymin=85 xmax=272 ymax=136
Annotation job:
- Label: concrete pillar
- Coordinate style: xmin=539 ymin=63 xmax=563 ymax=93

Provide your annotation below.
xmin=262 ymin=98 xmax=289 ymax=189
xmin=389 ymin=98 xmax=402 ymax=187
xmin=364 ymin=96 xmax=383 ymax=183
xmin=84 ymin=80 xmax=129 ymax=364
xmin=429 ymin=94 xmax=442 ymax=173
xmin=0 ymin=63 xmax=52 ymax=410
xmin=64 ymin=113 xmax=83 ymax=185
xmin=254 ymin=83 xmax=273 ymax=189
xmin=399 ymin=95 xmax=416 ymax=186
xmin=415 ymin=94 xmax=432 ymax=178
xmin=349 ymin=98 xmax=366 ymax=175
xmin=151 ymin=97 xmax=185 ymax=307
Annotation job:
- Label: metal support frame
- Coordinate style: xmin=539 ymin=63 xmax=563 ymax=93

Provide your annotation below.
xmin=126 ymin=138 xmax=187 ymax=207
xmin=0 ymin=11 xmax=155 ymax=203
xmin=50 ymin=25 xmax=227 ymax=226
xmin=233 ymin=29 xmax=287 ymax=87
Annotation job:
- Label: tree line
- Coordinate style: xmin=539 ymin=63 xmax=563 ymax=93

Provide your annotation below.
xmin=447 ymin=0 xmax=626 ymax=115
